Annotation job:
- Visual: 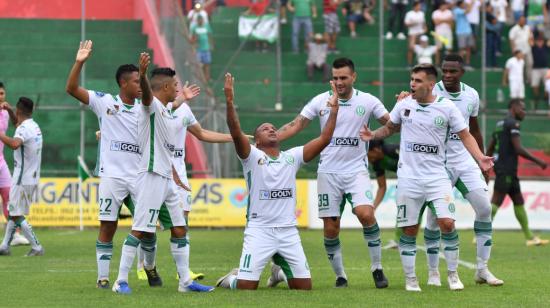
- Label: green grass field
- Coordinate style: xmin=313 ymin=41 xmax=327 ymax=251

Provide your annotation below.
xmin=1 ymin=228 xmax=549 ymax=307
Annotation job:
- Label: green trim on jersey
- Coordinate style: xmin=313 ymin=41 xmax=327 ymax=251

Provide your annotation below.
xmin=273 ymin=253 xmax=295 ymax=279
xmin=147 ymin=113 xmax=155 ymax=172
xmin=17 ymin=144 xmax=24 ymax=185
xmin=246 ymin=170 xmax=252 ymax=222
xmin=122 ymin=103 xmax=134 ymax=110
xmin=455 ymin=178 xmax=469 ymax=197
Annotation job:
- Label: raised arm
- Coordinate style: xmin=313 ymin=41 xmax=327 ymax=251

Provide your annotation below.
xmin=224 ymin=73 xmax=251 ymax=159
xmin=172 ymin=82 xmax=201 ymax=109
xmin=277 ymin=114 xmax=311 ymax=142
xmin=457 ymin=129 xmax=494 ymax=171
xmin=511 ymin=135 xmax=547 ymax=169
xmin=0 ymin=102 xmax=17 ymax=126
xmin=138 ymin=52 xmax=153 ymax=106
xmin=302 ymin=82 xmax=339 ymax=163
xmin=0 ymin=134 xmax=22 ymax=150
xmin=360 ymin=120 xmax=401 ymax=142
xmin=188 ymin=123 xmax=233 ymax=143
xmin=65 ymin=40 xmax=93 ymax=104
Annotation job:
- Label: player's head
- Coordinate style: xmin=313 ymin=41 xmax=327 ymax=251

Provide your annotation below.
xmin=410 ymin=63 xmax=438 ymax=102
xmin=16 ymin=96 xmax=34 ymax=119
xmin=441 ymin=54 xmax=465 ymax=88
xmin=412 ymin=1 xmax=421 ymax=11
xmin=254 ymin=122 xmax=279 ymax=148
xmin=332 ymin=57 xmax=356 ymax=98
xmin=367 ymin=139 xmax=384 ymax=162
xmin=508 ymin=99 xmax=526 ymax=121
xmin=456 ymin=0 xmax=465 ymax=8
xmin=0 ymin=82 xmax=5 ymax=103
xmin=518 ymin=15 xmax=526 ymax=26
xmin=151 ymin=67 xmax=179 ymax=102
xmin=513 ymin=49 xmax=523 ymax=59
xmin=116 ymin=64 xmax=141 ymax=99
xmin=438 ymin=2 xmax=449 ymax=10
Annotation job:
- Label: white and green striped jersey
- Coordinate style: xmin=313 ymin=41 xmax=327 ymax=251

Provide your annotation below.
xmin=87 ymin=90 xmax=142 ymax=179
xmin=171 ymin=103 xmax=197 ymax=182
xmin=241 ymin=145 xmax=304 ymax=228
xmin=138 ymin=97 xmax=177 ymax=178
xmin=301 ymin=89 xmax=388 ymax=174
xmin=433 ymin=81 xmax=480 ymax=165
xmin=389 ymin=95 xmax=467 ymax=179
xmin=13 ymin=119 xmax=42 ymax=185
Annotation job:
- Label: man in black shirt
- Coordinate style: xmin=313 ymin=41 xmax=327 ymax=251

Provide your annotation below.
xmin=530 ymin=36 xmax=549 ymax=109
xmin=487 ymin=99 xmax=548 ymax=246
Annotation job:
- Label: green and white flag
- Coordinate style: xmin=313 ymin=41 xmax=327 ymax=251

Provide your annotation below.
xmin=77 ymin=155 xmax=91 ymax=182
xmin=238 ymin=14 xmax=278 ymax=43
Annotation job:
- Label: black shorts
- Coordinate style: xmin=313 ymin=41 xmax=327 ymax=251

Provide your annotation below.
xmin=494 ymin=174 xmax=522 ymax=196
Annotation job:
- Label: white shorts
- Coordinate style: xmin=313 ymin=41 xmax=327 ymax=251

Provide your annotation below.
xmin=97 ymin=177 xmax=136 ymax=221
xmin=133 ymin=172 xmax=186 ymax=233
xmin=8 ymin=185 xmax=37 ymax=216
xmin=317 ymin=171 xmax=374 ymax=218
xmin=172 ymin=177 xmax=192 ymax=212
xmin=447 ymin=158 xmax=487 ymax=196
xmin=509 ymin=80 xmax=525 ymax=98
xmin=237 ymin=226 xmax=310 ymax=281
xmin=530 ymin=68 xmax=548 ymax=87
xmin=396 ymin=177 xmax=455 ymax=227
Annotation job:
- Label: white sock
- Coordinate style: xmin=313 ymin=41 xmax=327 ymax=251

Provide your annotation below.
xmin=96 ymin=240 xmax=113 ymax=281
xmin=1 ymin=219 xmax=16 ymax=248
xmin=399 ymin=234 xmax=417 ymax=278
xmin=441 ymin=230 xmax=459 ymax=272
xmin=324 ymin=237 xmax=347 ymax=279
xmin=19 ymin=219 xmax=41 ymax=250
xmin=171 ymin=237 xmax=191 ymax=288
xmin=363 ymin=223 xmax=382 ymax=271
xmin=474 ymin=221 xmax=492 ymax=270
xmin=423 ymin=227 xmax=441 ymax=272
xmin=136 ymin=244 xmax=144 ymax=270
xmin=117 ymin=234 xmax=140 ymax=282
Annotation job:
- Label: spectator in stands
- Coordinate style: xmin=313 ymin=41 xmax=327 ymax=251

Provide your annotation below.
xmin=414 ymin=35 xmax=439 ymax=65
xmin=288 ymin=0 xmax=317 ymax=53
xmin=404 ymin=1 xmax=426 ymax=67
xmin=342 ymin=0 xmax=374 ymax=39
xmin=386 ymin=0 xmax=409 ymax=40
xmin=530 ymin=35 xmax=550 ymax=109
xmin=509 ymin=16 xmax=534 ymax=83
xmin=323 ymin=0 xmax=341 ymax=52
xmin=280 ymin=0 xmax=289 ymax=24
xmin=511 ymin=0 xmax=525 ymax=22
xmin=491 ymin=0 xmax=508 ymax=55
xmin=306 ymin=33 xmax=330 ymax=82
xmin=453 ymin=0 xmax=474 ymax=70
xmin=188 ymin=3 xmax=209 ymax=28
xmin=526 ymin=0 xmax=549 ymax=36
xmin=191 ymin=15 xmax=213 ymax=82
xmin=465 ymin=0 xmax=482 ymax=53
xmin=243 ymin=0 xmax=276 ymax=52
xmin=431 ymin=2 xmax=453 ymax=52
xmin=485 ymin=3 xmax=502 ymax=68
xmin=503 ymin=50 xmax=526 ymax=99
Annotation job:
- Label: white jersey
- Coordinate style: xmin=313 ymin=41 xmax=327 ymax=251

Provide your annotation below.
xmin=389 ymin=95 xmax=467 ymax=179
xmin=241 ymin=145 xmax=304 ymax=228
xmin=88 ymin=91 xmax=142 ymax=179
xmin=172 ymin=103 xmax=198 ymax=180
xmin=301 ymin=89 xmax=388 ymax=173
xmin=138 ymin=97 xmax=177 ymax=178
xmin=13 ymin=119 xmax=42 ymax=185
xmin=433 ymin=81 xmax=480 ymax=165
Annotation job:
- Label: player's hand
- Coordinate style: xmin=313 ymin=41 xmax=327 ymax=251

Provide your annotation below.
xmin=0 ymin=102 xmax=11 ymax=110
xmin=95 ymin=131 xmax=101 ymax=141
xmin=477 ymin=156 xmax=495 ymax=172
xmin=181 ymin=81 xmax=201 ymax=101
xmin=224 ymin=73 xmax=234 ymax=103
xmin=359 ymin=124 xmax=375 ymax=141
xmin=139 ymin=52 xmax=151 ymax=77
xmin=482 ymin=170 xmax=490 ymax=184
xmin=395 ymin=91 xmax=410 ymax=102
xmin=76 ymin=40 xmax=93 ymax=63
xmin=172 ymin=169 xmax=191 ymax=191
xmin=327 ymin=80 xmax=338 ymax=108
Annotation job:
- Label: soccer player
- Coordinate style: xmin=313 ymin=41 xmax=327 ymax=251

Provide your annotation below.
xmin=360 ymin=64 xmax=494 ymax=292
xmin=0 ymin=97 xmax=44 ymax=256
xmin=277 ymin=57 xmax=389 ymax=288
xmin=427 ymin=54 xmax=503 ymax=286
xmin=487 ymin=99 xmax=548 ymax=246
xmin=0 ymin=82 xmax=29 ymax=246
xmin=112 ymin=53 xmax=214 ymax=294
xmin=216 ymin=72 xmax=338 ymax=290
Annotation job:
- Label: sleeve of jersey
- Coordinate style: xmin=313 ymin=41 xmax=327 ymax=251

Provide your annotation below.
xmin=184 ymin=104 xmax=198 ymax=126
xmin=509 ymin=120 xmax=521 ymax=135
xmin=300 ymin=97 xmax=320 ymax=120
xmin=291 ymin=146 xmax=305 ymax=170
xmin=13 ymin=125 xmax=27 ymax=142
xmin=372 ymin=97 xmax=389 ymax=120
xmin=87 ymin=90 xmax=105 ymax=115
xmin=471 ymin=91 xmax=480 ymax=117
xmin=449 ymin=105 xmax=468 ymax=133
xmin=239 ymin=145 xmax=260 ymax=167
xmin=388 ymin=102 xmax=402 ymax=125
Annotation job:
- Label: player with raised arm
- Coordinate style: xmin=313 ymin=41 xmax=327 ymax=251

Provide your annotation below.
xmin=0 ymin=98 xmax=43 ymax=256
xmin=216 ymin=73 xmax=338 ymax=291
xmin=112 ymin=53 xmax=214 ymax=294
xmin=360 ymin=64 xmax=494 ymax=292
xmin=277 ymin=57 xmax=389 ymax=288
xmin=425 ymin=54 xmax=503 ymax=286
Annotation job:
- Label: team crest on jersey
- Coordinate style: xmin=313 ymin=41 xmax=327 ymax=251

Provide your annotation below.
xmin=404 ymin=109 xmax=410 ymax=117
xmin=183 ymin=117 xmax=191 ymax=126
xmin=258 ymin=158 xmax=266 ymax=165
xmin=285 ymin=155 xmax=295 ymax=165
xmin=434 ymin=116 xmax=446 ymax=128
xmin=365 ymin=190 xmax=373 ymax=199
xmin=106 ymin=106 xmax=120 ymax=115
xmin=94 ymin=91 xmax=106 ymax=97
xmin=319 ymin=109 xmax=329 ymax=116
xmin=448 ymin=203 xmax=456 ymax=213
xmin=355 ymin=106 xmax=365 ymax=116
xmin=467 ymin=104 xmax=473 ymax=113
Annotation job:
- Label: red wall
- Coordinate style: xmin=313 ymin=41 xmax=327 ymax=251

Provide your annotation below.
xmin=0 ymin=0 xmax=135 ymax=19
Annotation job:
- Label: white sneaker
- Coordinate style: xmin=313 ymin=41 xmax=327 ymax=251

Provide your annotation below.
xmin=427 ymin=270 xmax=441 ymax=286
xmin=447 ymin=271 xmax=464 ymax=291
xmin=396 ymin=32 xmax=406 ymax=40
xmin=11 ymin=232 xmax=30 ymax=246
xmin=475 ymin=269 xmax=504 ymax=286
xmin=383 ymin=239 xmax=398 ymax=250
xmin=216 ymin=268 xmax=238 ymax=288
xmin=405 ymin=276 xmax=421 ymax=292
xmin=385 ymin=32 xmax=393 ymax=39
xmin=266 ymin=264 xmax=285 ymax=287
xmin=351 ymin=31 xmax=357 ymax=38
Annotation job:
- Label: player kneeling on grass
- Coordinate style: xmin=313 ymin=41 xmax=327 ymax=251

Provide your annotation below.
xmin=216 ymin=73 xmax=339 ymax=290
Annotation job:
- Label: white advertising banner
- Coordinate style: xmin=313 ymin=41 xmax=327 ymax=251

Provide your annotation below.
xmin=308 ymin=180 xmax=550 ymax=230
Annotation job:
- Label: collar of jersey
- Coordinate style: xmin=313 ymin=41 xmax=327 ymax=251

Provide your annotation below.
xmin=417 ymin=96 xmax=443 ymax=107
xmin=438 ymin=81 xmax=463 ymax=98
xmin=115 ymin=95 xmax=137 ymax=108
xmin=328 ymin=88 xmax=358 ymax=103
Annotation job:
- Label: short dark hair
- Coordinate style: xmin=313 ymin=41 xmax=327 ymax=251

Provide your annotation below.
xmin=443 ymin=53 xmax=465 ymax=66
xmin=411 ymin=63 xmax=438 ymax=80
xmin=513 ymin=49 xmax=522 ymax=55
xmin=332 ymin=57 xmax=355 ymax=72
xmin=150 ymin=67 xmax=176 ymax=91
xmin=0 ymin=82 xmax=4 ymax=89
xmin=115 ymin=64 xmax=139 ymax=87
xmin=16 ymin=97 xmax=34 ymax=116
xmin=456 ymin=0 xmax=464 ymax=7
xmin=508 ymin=98 xmax=523 ymax=109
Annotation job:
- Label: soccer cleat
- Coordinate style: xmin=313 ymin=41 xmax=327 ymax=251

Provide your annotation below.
xmin=335 ymin=277 xmax=348 ymax=288
xmin=96 ymin=279 xmax=110 ymax=289
xmin=10 ymin=232 xmax=30 ymax=246
xmin=385 ymin=32 xmax=393 ymax=40
xmin=144 ymin=266 xmax=163 ymax=287
xmin=475 ymin=269 xmax=504 ymax=286
xmin=427 ymin=270 xmax=441 ymax=287
xmin=383 ymin=239 xmax=398 ymax=250
xmin=25 ymin=247 xmax=44 ymax=256
xmin=372 ymin=269 xmax=389 ymax=288
xmin=137 ymin=268 xmax=147 ymax=280
xmin=190 ymin=270 xmax=205 ymax=281
xmin=112 ymin=280 xmax=132 ymax=294
xmin=405 ymin=276 xmax=421 ymax=292
xmin=0 ymin=246 xmax=10 ymax=256
xmin=266 ymin=264 xmax=284 ymax=287
xmin=178 ymin=280 xmax=215 ymax=293
xmin=526 ymin=236 xmax=549 ymax=246
xmin=447 ymin=271 xmax=464 ymax=291
xmin=216 ymin=268 xmax=238 ymax=288
xmin=396 ymin=32 xmax=406 ymax=40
